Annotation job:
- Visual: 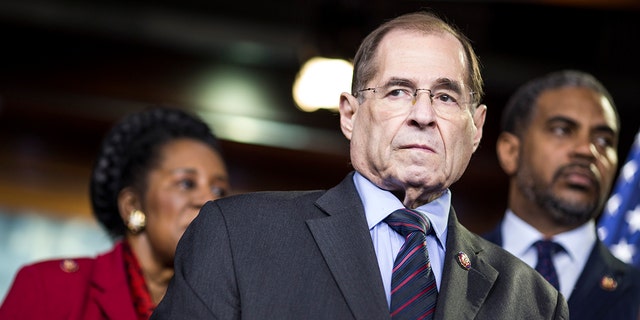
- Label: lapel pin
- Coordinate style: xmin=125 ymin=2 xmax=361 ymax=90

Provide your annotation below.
xmin=60 ymin=259 xmax=79 ymax=273
xmin=600 ymin=275 xmax=618 ymax=291
xmin=456 ymin=251 xmax=471 ymax=270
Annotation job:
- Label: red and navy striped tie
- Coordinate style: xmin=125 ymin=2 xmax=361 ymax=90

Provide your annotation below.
xmin=384 ymin=208 xmax=437 ymax=320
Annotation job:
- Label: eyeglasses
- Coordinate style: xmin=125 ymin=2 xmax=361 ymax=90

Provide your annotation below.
xmin=356 ymin=84 xmax=476 ymax=114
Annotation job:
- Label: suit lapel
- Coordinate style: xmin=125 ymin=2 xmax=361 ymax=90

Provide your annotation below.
xmin=434 ymin=209 xmax=498 ymax=320
xmin=88 ymin=242 xmax=137 ymax=320
xmin=307 ymin=175 xmax=503 ymax=319
xmin=307 ymin=173 xmax=390 ymax=320
xmin=568 ymin=241 xmax=628 ymax=318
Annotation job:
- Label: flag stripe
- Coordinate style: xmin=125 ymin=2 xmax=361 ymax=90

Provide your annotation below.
xmin=598 ymin=128 xmax=640 ymax=267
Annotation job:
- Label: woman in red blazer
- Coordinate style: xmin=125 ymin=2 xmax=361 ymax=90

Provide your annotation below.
xmin=0 ymin=107 xmax=230 ymax=320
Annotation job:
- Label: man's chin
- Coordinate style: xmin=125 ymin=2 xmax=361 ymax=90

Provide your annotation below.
xmin=548 ymin=195 xmax=598 ymax=224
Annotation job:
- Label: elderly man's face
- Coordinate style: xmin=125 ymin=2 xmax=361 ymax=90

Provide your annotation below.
xmin=339 ymin=29 xmax=486 ymax=207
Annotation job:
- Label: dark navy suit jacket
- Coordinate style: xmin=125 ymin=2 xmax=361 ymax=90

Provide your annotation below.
xmin=485 ymin=222 xmax=640 ymax=320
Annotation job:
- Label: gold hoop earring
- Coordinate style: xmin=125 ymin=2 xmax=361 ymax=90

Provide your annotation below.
xmin=127 ymin=209 xmax=146 ymax=234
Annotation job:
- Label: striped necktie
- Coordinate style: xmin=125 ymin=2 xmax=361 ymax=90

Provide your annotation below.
xmin=384 ymin=208 xmax=437 ymax=320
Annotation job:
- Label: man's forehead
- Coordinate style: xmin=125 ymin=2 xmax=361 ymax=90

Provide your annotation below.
xmin=374 ymin=31 xmax=467 ymax=86
xmin=535 ymin=87 xmax=619 ymax=131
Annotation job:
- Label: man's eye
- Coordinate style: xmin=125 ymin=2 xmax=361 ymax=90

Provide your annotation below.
xmin=434 ymin=93 xmax=454 ymax=103
xmin=386 ymin=87 xmax=413 ymax=98
xmin=594 ymin=136 xmax=614 ymax=148
xmin=551 ymin=126 xmax=571 ymax=136
xmin=432 ymin=90 xmax=460 ymax=104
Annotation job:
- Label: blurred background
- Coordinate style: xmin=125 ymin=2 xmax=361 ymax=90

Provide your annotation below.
xmin=0 ymin=0 xmax=639 ymax=300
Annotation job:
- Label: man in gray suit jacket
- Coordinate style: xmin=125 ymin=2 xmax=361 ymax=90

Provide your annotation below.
xmin=152 ymin=11 xmax=568 ymax=320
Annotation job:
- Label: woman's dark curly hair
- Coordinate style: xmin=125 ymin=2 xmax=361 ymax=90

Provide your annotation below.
xmin=89 ymin=106 xmax=221 ymax=239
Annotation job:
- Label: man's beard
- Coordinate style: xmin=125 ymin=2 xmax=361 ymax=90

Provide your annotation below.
xmin=516 ymin=163 xmax=602 ymax=226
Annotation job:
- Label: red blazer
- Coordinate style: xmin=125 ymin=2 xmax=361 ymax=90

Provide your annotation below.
xmin=0 ymin=241 xmax=137 ymax=320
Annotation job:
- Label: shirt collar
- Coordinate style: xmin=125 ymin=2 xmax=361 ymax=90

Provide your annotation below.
xmin=353 ymin=172 xmax=449 ymax=242
xmin=502 ymin=209 xmax=596 ymax=261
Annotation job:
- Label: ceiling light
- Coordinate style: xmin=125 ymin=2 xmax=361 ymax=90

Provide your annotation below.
xmin=292 ymin=57 xmax=352 ymax=112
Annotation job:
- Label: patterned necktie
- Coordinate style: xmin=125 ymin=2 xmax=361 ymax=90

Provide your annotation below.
xmin=384 ymin=208 xmax=437 ymax=320
xmin=533 ymin=240 xmax=564 ymax=290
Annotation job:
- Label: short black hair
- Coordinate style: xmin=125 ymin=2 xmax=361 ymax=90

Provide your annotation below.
xmin=501 ymin=70 xmax=619 ymax=137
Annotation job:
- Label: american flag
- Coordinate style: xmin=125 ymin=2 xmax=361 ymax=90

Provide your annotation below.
xmin=598 ymin=128 xmax=640 ymax=268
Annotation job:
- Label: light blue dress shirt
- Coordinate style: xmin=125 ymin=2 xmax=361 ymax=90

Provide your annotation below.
xmin=352 ymin=172 xmax=448 ymax=307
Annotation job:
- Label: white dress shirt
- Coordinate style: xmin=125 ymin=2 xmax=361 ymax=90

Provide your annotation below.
xmin=501 ymin=209 xmax=596 ymax=300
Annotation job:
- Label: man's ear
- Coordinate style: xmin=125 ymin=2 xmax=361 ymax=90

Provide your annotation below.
xmin=496 ymin=131 xmax=520 ymax=175
xmin=472 ymin=104 xmax=487 ymax=151
xmin=339 ymin=92 xmax=358 ymax=140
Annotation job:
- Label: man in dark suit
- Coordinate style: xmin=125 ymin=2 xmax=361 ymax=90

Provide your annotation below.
xmin=152 ymin=11 xmax=568 ymax=320
xmin=484 ymin=70 xmax=640 ymax=319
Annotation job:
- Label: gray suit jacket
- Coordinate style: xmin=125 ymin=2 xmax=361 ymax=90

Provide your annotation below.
xmin=152 ymin=172 xmax=568 ymax=319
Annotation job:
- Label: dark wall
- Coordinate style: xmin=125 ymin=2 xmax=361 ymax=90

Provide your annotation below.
xmin=0 ymin=1 xmax=638 ymax=234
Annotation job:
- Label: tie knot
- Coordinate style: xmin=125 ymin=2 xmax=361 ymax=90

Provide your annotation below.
xmin=384 ymin=208 xmax=431 ymax=238
xmin=533 ymin=240 xmax=564 ymax=255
